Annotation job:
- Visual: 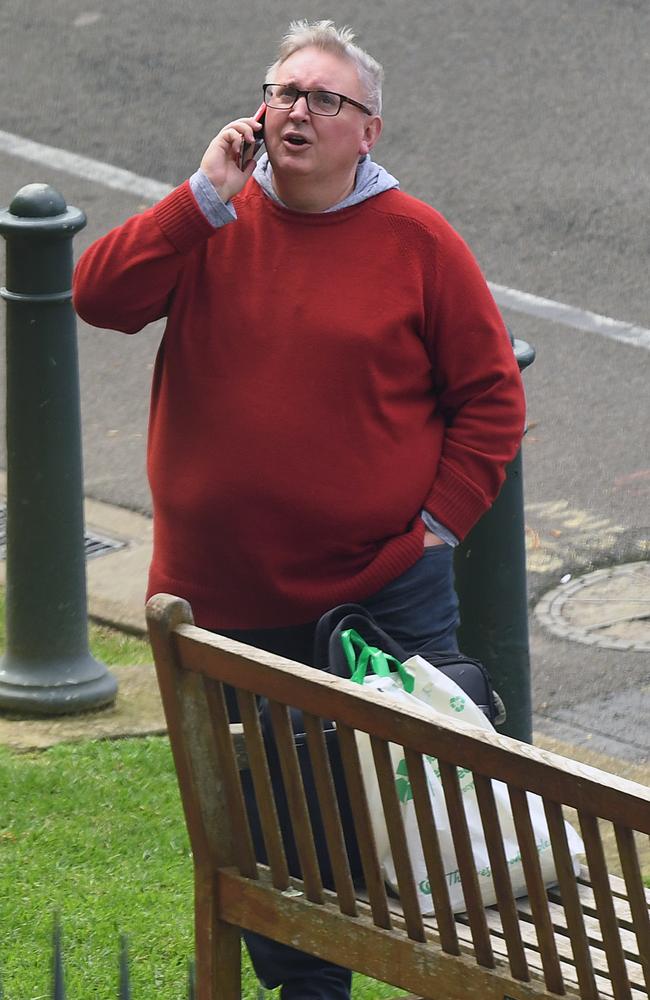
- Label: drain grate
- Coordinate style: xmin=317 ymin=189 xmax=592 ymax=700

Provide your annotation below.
xmin=535 ymin=561 xmax=650 ymax=652
xmin=0 ymin=503 xmax=127 ymax=561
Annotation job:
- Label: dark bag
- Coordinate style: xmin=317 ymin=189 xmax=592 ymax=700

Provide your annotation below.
xmin=245 ymin=603 xmax=504 ymax=887
xmin=313 ymin=603 xmax=505 ymax=724
xmin=242 ymin=704 xmax=363 ymax=888
xmin=243 ymin=606 xmax=364 ymax=885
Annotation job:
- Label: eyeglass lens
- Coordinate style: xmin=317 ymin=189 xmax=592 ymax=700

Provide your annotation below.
xmin=264 ymin=85 xmax=341 ymax=115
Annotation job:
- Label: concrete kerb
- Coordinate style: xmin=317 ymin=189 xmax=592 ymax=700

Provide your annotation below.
xmin=0 ymin=663 xmax=165 ymax=750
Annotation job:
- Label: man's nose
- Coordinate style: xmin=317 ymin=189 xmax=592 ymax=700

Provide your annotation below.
xmin=289 ymin=95 xmax=309 ymax=119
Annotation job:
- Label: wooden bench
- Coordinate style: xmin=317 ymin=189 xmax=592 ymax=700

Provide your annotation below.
xmin=146 ymin=593 xmax=650 ymax=1000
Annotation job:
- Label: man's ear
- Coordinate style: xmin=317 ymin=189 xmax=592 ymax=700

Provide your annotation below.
xmin=359 ymin=115 xmax=383 ymax=156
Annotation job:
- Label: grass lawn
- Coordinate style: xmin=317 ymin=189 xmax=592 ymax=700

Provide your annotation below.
xmin=0 ymin=613 xmax=405 ymax=999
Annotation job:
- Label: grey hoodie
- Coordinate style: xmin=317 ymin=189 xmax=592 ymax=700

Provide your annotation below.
xmin=252 ymin=152 xmax=399 ymax=211
xmin=189 ymin=153 xmax=399 ymax=226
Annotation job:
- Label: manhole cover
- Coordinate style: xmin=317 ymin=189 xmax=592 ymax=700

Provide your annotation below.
xmin=535 ymin=561 xmax=650 ymax=651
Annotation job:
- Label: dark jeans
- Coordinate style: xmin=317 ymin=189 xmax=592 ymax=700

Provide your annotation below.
xmin=220 ymin=545 xmax=459 ymax=999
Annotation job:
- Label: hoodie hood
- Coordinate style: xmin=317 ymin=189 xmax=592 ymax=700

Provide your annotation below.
xmin=253 ymin=153 xmax=400 ymax=212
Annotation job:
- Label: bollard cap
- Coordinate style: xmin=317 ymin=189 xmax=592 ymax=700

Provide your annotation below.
xmin=10 ymin=183 xmax=68 ymax=218
xmin=0 ymin=183 xmax=86 ymax=239
xmin=513 ymin=338 xmax=536 ymax=372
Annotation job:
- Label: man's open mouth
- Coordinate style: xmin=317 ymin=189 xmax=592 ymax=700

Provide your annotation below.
xmin=283 ymin=134 xmax=309 ymax=146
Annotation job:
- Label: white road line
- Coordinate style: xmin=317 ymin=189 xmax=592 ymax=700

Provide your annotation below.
xmin=489 ymin=283 xmax=650 ymax=351
xmin=2 ymin=128 xmax=650 ymax=350
xmin=0 ymin=129 xmax=171 ymax=203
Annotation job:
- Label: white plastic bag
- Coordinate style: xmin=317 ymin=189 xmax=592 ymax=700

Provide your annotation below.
xmin=342 ymin=631 xmax=584 ymax=915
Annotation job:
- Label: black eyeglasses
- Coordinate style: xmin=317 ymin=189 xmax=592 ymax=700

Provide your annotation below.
xmin=263 ymin=83 xmax=372 ymax=117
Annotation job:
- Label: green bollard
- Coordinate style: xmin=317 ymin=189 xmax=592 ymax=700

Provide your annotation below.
xmin=454 ymin=338 xmax=535 ymax=744
xmin=0 ymin=184 xmax=117 ymax=714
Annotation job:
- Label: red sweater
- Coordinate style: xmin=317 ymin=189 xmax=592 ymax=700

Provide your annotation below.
xmin=73 ymin=180 xmax=525 ymax=629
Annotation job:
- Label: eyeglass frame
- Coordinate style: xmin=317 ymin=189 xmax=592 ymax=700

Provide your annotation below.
xmin=262 ymin=83 xmax=372 ymax=117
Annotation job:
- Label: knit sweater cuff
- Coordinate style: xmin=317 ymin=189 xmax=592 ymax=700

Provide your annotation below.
xmin=153 ymin=180 xmax=216 ymax=254
xmin=424 ymin=459 xmax=490 ymax=541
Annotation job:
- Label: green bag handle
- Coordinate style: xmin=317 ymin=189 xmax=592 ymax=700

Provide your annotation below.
xmin=341 ymin=628 xmax=415 ymax=694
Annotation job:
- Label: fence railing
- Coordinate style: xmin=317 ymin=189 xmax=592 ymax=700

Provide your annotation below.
xmin=1 ymin=918 xmax=197 ymax=1000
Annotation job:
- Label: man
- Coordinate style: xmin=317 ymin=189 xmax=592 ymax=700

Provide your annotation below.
xmin=74 ymin=20 xmax=526 ymax=998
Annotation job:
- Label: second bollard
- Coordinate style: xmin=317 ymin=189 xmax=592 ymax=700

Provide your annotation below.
xmin=454 ymin=339 xmax=535 ymax=744
xmin=0 ymin=184 xmax=117 ymax=714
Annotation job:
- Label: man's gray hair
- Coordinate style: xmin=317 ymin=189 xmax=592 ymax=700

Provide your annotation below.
xmin=266 ymin=20 xmax=384 ymax=115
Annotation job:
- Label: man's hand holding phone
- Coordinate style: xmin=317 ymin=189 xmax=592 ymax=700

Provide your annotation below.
xmin=238 ymin=103 xmax=266 ymax=171
xmin=199 ymin=105 xmax=265 ymax=204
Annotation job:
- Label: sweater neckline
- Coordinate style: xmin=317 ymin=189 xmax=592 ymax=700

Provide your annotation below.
xmin=245 ymin=182 xmax=391 ymax=225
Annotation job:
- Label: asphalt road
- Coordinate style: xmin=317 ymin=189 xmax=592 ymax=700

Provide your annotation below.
xmin=1 ymin=0 xmax=648 ymax=759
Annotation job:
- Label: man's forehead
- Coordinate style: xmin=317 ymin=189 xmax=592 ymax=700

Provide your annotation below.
xmin=275 ymin=48 xmax=361 ymax=91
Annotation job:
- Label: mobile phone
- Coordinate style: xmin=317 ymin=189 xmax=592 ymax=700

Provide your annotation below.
xmin=238 ymin=103 xmax=266 ymax=171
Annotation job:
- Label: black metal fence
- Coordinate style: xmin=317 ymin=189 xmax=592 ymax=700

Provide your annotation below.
xmin=1 ymin=919 xmax=196 ymax=1000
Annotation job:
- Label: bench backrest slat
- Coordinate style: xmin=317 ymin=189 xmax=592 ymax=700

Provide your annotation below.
xmin=542 ymin=799 xmax=600 ymax=999
xmin=438 ymin=760 xmax=495 ymax=968
xmin=267 ymin=700 xmax=325 ymax=904
xmin=509 ymin=786 xmax=566 ymax=994
xmin=203 ymin=678 xmax=258 ymax=879
xmin=403 ymin=747 xmax=460 ymax=956
xmin=302 ymin=712 xmax=359 ymax=916
xmin=148 ymin=604 xmax=230 ymax=870
xmin=614 ymin=826 xmax=650 ymax=996
xmin=236 ymin=688 xmax=291 ymax=889
xmin=336 ymin=722 xmax=393 ymax=930
xmin=474 ymin=772 xmax=531 ymax=981
xmin=173 ymin=670 xmax=234 ymax=869
xmin=369 ymin=736 xmax=427 ymax=942
xmin=579 ymin=813 xmax=634 ymax=1000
